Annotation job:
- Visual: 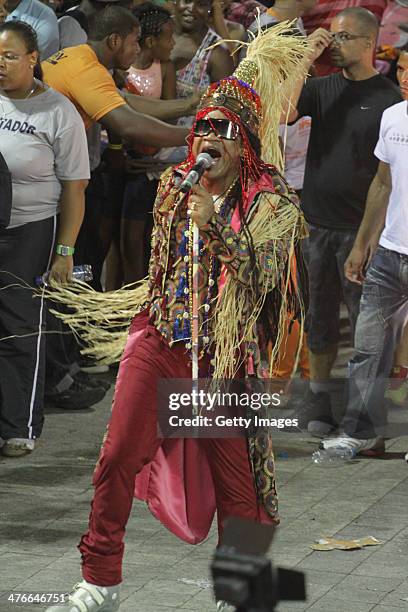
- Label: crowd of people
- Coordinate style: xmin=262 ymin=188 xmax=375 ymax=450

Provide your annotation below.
xmin=0 ymin=0 xmax=407 ymax=609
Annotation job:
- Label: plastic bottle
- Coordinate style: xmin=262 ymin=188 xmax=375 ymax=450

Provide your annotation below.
xmin=35 ymin=264 xmax=93 ymax=286
xmin=312 ymin=447 xmax=356 ymax=466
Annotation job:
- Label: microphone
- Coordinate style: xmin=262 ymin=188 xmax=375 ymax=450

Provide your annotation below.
xmin=179 ymin=152 xmax=214 ymax=193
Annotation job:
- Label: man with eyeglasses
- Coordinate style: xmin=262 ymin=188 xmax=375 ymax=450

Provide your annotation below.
xmin=302 ymin=0 xmax=387 ymax=77
xmin=286 ymin=7 xmax=401 ymax=437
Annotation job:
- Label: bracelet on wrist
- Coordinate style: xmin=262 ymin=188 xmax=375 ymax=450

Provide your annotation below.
xmin=56 ymin=244 xmax=75 ymax=256
xmin=108 ymin=143 xmax=123 ymax=151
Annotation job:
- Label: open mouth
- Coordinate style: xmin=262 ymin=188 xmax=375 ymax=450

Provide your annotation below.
xmin=201 ymin=145 xmax=222 ymax=160
xmin=182 ymin=13 xmax=194 ymax=23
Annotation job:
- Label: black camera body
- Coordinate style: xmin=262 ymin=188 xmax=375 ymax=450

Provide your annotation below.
xmin=211 ymin=519 xmax=306 ymax=612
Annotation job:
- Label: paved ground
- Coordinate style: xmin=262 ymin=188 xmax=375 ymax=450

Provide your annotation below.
xmin=1 ymin=330 xmax=408 ymax=612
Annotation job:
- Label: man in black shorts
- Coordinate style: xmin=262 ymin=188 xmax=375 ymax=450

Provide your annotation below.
xmin=285 ymin=7 xmax=401 ymax=435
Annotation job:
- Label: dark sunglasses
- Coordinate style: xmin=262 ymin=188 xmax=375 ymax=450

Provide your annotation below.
xmin=193 ymin=118 xmax=239 ymax=140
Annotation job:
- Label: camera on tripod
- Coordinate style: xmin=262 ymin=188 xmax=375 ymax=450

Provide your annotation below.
xmin=211 ymin=517 xmax=306 ymax=612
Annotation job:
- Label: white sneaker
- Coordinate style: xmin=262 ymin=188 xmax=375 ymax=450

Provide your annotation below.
xmin=320 ymin=434 xmax=384 ymax=456
xmin=45 ymin=581 xmax=120 ymax=612
xmin=216 ymin=601 xmax=233 ymax=611
xmin=2 ymin=438 xmax=35 ymax=457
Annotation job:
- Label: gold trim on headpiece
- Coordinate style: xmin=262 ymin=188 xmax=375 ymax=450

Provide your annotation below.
xmin=233 ymin=58 xmax=258 ymax=85
xmin=199 ymin=80 xmax=261 ymax=136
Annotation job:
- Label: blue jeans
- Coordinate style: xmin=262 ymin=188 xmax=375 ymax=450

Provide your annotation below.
xmin=343 ymin=246 xmax=408 ymax=439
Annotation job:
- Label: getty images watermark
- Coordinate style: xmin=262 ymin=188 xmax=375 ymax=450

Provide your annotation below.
xmin=157 ymin=379 xmax=299 ymax=438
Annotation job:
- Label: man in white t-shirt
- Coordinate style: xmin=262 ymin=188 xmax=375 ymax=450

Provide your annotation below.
xmin=321 ymin=63 xmax=408 ymax=455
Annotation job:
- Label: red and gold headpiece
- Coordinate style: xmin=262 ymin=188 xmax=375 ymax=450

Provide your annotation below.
xmin=199 ymin=60 xmax=262 ymax=137
xmin=197 ymin=20 xmax=310 ymax=168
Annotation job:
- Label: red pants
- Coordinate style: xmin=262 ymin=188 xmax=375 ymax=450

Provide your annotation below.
xmin=79 ymin=320 xmax=266 ymax=586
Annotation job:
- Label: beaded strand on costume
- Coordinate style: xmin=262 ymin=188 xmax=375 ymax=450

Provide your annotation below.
xmin=172 ymin=182 xmax=236 ymax=354
xmin=192 ymin=181 xmax=237 ymax=355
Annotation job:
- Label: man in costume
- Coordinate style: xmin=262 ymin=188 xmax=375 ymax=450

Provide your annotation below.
xmin=45 ymin=23 xmax=308 ymax=612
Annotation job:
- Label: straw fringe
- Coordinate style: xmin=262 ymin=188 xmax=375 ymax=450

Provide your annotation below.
xmin=42 ymin=193 xmax=305 ymax=372
xmin=247 ymin=20 xmax=310 ymax=168
xmin=211 ymin=192 xmax=306 ymax=379
xmin=44 ymin=279 xmax=149 ymax=364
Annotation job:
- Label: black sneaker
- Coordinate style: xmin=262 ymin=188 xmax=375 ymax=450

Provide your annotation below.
xmin=295 ymin=390 xmax=336 ymax=437
xmin=45 ymin=379 xmax=107 ymax=410
xmin=75 ymin=371 xmax=111 ymax=392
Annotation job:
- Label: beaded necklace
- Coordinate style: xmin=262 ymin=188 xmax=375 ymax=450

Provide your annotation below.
xmin=173 ymin=179 xmax=237 ymax=355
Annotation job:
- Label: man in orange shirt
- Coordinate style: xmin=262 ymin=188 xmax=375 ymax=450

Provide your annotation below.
xmin=41 ymin=6 xmax=194 ymax=410
xmin=42 ymin=5 xmax=189 ymax=148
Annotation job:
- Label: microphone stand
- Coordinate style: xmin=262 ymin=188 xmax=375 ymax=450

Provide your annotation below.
xmin=191 ymin=220 xmax=200 ymax=419
xmin=179 ymin=155 xmax=214 ymax=422
xmin=176 ymin=183 xmax=200 ymax=422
